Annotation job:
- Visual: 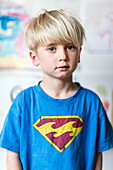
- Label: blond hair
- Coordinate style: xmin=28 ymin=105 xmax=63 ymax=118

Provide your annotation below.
xmin=24 ymin=9 xmax=85 ymax=51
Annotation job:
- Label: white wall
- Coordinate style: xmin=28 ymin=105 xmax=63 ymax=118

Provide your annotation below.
xmin=23 ymin=0 xmax=82 ymax=17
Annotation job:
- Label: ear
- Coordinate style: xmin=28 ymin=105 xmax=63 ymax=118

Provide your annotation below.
xmin=29 ymin=51 xmax=39 ymax=67
xmin=78 ymin=47 xmax=82 ymax=63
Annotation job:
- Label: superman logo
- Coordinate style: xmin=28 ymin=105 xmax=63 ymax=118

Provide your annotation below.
xmin=33 ymin=115 xmax=84 ymax=153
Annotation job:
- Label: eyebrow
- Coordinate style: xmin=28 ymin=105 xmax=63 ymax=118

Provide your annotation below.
xmin=43 ymin=43 xmax=57 ymax=47
xmin=43 ymin=43 xmax=77 ymax=48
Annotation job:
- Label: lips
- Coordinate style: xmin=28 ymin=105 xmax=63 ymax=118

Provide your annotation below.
xmin=57 ymin=65 xmax=69 ymax=71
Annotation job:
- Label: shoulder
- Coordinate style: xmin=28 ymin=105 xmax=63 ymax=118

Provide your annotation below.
xmin=13 ymin=84 xmax=38 ymax=105
xmin=6 ymin=85 xmax=38 ymax=118
xmin=17 ymin=84 xmax=37 ymax=97
xmin=79 ymin=84 xmax=104 ymax=111
xmin=80 ymin=84 xmax=100 ymax=101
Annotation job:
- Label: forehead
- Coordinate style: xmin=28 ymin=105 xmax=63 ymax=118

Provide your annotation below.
xmin=39 ymin=37 xmax=77 ymax=47
xmin=40 ymin=42 xmax=76 ymax=49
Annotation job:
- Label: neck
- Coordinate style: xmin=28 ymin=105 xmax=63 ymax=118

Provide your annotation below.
xmin=40 ymin=76 xmax=78 ymax=99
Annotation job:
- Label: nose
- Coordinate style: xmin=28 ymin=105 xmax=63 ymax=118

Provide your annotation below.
xmin=58 ymin=48 xmax=69 ymax=61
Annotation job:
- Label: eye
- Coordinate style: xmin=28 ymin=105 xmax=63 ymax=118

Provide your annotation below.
xmin=48 ymin=46 xmax=56 ymax=52
xmin=67 ymin=45 xmax=76 ymax=51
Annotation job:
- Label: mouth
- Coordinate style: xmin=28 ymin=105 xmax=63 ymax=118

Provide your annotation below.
xmin=57 ymin=65 xmax=69 ymax=71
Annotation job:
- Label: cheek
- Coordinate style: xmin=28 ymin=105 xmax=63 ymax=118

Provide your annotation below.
xmin=71 ymin=57 xmax=79 ymax=70
xmin=71 ymin=57 xmax=78 ymax=64
xmin=41 ymin=59 xmax=54 ymax=70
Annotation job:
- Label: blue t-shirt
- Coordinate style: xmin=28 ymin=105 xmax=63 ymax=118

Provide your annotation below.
xmin=0 ymin=82 xmax=113 ymax=170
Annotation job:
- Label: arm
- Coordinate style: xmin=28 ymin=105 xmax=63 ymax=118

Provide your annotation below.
xmin=94 ymin=152 xmax=102 ymax=170
xmin=6 ymin=150 xmax=22 ymax=170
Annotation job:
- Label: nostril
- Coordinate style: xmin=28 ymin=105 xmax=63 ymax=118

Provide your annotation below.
xmin=58 ymin=58 xmax=68 ymax=62
xmin=58 ymin=55 xmax=69 ymax=61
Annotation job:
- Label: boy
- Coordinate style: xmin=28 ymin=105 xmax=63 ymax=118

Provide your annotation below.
xmin=0 ymin=9 xmax=113 ymax=170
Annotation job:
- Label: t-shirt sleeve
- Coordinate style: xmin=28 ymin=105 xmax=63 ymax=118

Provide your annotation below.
xmin=96 ymin=100 xmax=113 ymax=152
xmin=0 ymin=93 xmax=22 ymax=153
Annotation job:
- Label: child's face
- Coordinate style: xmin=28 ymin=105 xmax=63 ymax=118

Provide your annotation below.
xmin=30 ymin=41 xmax=81 ymax=81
